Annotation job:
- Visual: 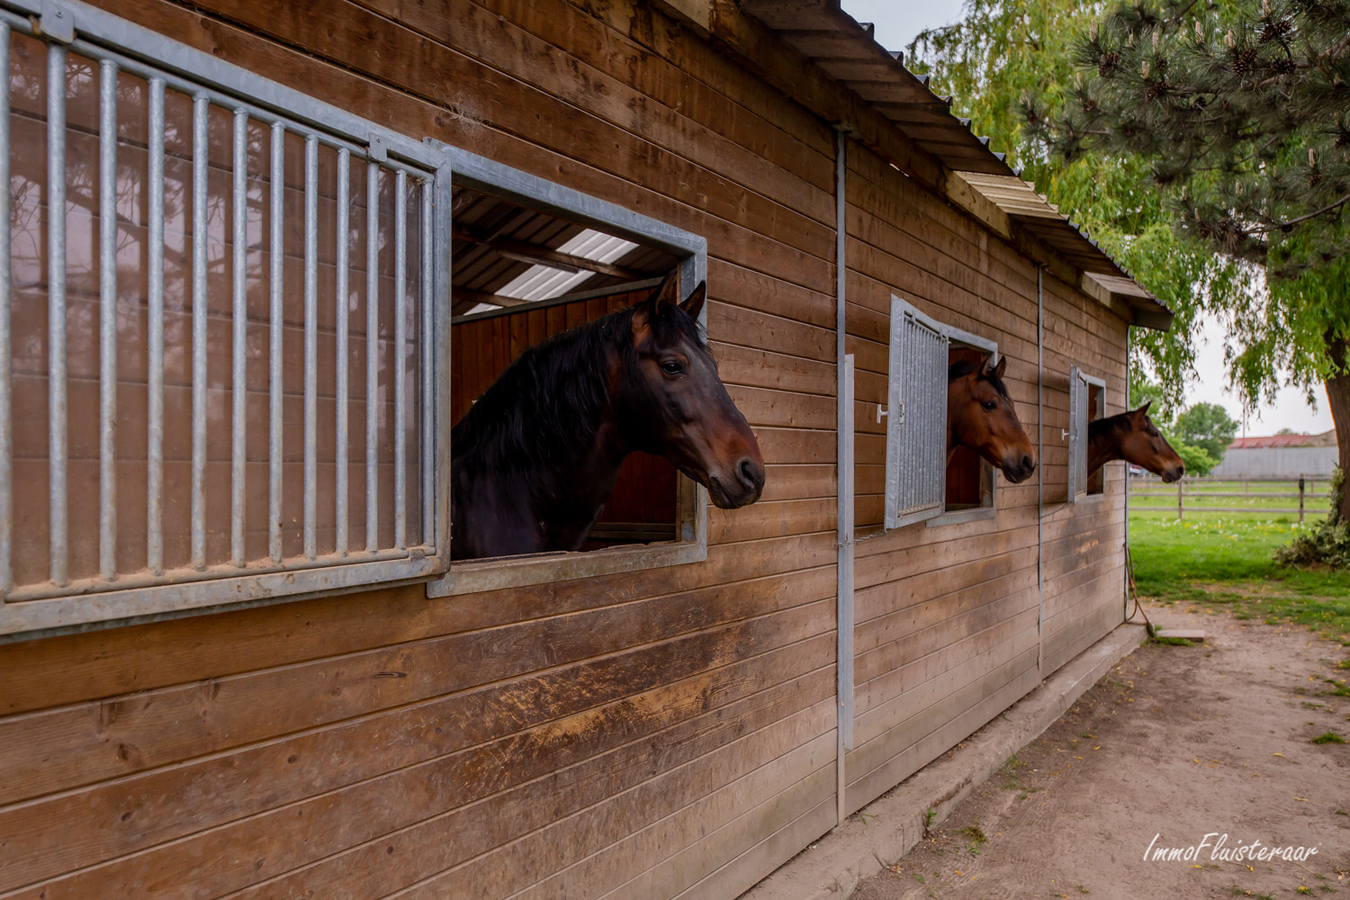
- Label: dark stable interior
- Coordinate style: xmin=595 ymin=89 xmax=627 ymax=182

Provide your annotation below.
xmin=945 ymin=345 xmax=987 ymax=510
xmin=450 ymin=188 xmax=682 ymax=552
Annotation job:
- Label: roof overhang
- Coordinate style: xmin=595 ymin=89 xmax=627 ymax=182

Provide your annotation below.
xmin=688 ymin=0 xmax=1174 ymax=332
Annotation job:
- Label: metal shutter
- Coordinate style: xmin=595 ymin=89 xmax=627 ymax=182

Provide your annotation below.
xmin=885 ymin=296 xmax=949 ymax=529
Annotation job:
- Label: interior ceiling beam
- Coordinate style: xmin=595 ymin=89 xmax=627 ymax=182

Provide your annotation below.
xmin=450 ymin=287 xmax=532 ymax=315
xmin=452 ymin=226 xmax=645 ymax=281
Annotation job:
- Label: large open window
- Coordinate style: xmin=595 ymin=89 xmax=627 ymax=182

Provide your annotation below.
xmin=884 ymin=295 xmax=1000 ymax=530
xmin=427 ymin=147 xmax=709 ymax=598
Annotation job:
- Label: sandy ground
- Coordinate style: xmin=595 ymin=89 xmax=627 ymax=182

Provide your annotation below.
xmin=853 ymin=606 xmax=1350 ymax=900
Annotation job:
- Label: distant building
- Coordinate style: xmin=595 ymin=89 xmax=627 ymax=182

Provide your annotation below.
xmin=1211 ymin=429 xmax=1339 ymax=478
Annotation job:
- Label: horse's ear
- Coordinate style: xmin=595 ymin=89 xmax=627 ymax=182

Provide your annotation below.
xmin=990 ymin=354 xmax=1007 ymax=380
xmin=1133 ymin=400 xmax=1152 ymax=418
xmin=646 ymin=272 xmax=680 ymax=313
xmin=679 ymin=281 xmax=706 ymax=320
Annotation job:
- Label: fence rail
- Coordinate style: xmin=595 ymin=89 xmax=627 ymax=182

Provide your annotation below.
xmin=1129 ymin=474 xmax=1327 ymax=521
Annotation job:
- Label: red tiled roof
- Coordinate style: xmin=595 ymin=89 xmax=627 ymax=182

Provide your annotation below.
xmin=1229 ymin=433 xmax=1321 ymax=449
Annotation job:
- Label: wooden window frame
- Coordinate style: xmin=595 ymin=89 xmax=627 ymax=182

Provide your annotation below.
xmin=884 ymin=296 xmax=1001 ymax=531
xmin=424 ymin=146 xmax=710 ymax=599
xmin=927 ymin=325 xmax=999 ymax=528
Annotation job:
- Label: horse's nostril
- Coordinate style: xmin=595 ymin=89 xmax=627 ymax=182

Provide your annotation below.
xmin=1022 ymin=455 xmax=1034 ymax=473
xmin=737 ymin=456 xmax=765 ymax=492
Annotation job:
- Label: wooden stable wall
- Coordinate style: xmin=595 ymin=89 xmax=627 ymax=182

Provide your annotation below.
xmin=841 ymin=142 xmax=1127 ymax=814
xmin=0 ymin=2 xmax=1127 ymax=899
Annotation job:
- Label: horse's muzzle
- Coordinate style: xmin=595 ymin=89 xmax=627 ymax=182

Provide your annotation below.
xmin=1001 ymin=454 xmax=1037 ymax=484
xmin=708 ymin=456 xmax=766 ymax=509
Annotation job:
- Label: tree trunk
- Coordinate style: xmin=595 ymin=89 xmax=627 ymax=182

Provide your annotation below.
xmin=1326 ymin=338 xmax=1350 ymax=521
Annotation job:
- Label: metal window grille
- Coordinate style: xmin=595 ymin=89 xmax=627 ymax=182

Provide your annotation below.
xmin=885 ymin=296 xmax=949 ymax=530
xmin=0 ymin=0 xmax=451 ymax=638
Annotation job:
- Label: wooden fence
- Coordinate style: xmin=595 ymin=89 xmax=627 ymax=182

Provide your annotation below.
xmin=1128 ymin=474 xmax=1330 ymax=521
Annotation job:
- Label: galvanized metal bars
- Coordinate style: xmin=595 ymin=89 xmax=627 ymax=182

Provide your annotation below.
xmin=0 ymin=3 xmax=448 ymax=633
xmin=98 ymin=58 xmax=117 ymax=582
xmin=47 ymin=42 xmax=67 ymax=586
xmin=231 ymin=108 xmax=248 ymax=566
xmin=335 ymin=149 xmax=350 ymax=556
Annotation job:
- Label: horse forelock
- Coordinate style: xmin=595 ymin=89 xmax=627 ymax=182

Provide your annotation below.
xmin=947 ymin=357 xmax=1011 ymax=402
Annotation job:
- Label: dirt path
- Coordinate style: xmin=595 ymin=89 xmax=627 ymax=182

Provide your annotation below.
xmin=853 ymin=607 xmax=1350 ymax=900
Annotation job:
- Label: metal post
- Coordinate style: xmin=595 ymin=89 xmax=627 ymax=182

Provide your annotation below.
xmin=335 ymin=148 xmax=350 ymax=556
xmin=47 ymin=43 xmax=68 ymax=586
xmin=268 ymin=121 xmax=284 ymax=563
xmin=230 ymin=108 xmax=248 ymax=567
xmin=303 ymin=135 xmax=318 ymax=560
xmin=833 ymin=128 xmax=852 ymax=828
xmin=393 ymin=169 xmax=407 ymax=549
xmin=98 ymin=58 xmax=118 ymax=582
xmin=1038 ymin=267 xmax=1045 ymax=670
xmin=190 ymin=94 xmax=208 ymax=571
xmin=1299 ymin=475 xmax=1305 ymax=524
xmin=1178 ymin=480 xmax=1183 ymax=521
xmin=147 ymin=77 xmax=165 ymax=576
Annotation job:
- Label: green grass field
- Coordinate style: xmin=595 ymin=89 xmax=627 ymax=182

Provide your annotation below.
xmin=1129 ymin=514 xmax=1350 ymax=647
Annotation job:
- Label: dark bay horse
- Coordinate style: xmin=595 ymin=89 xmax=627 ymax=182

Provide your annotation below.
xmin=947 ymin=352 xmax=1037 ymax=483
xmin=450 ymin=275 xmax=765 ymax=560
xmin=1088 ymin=401 xmax=1185 ymax=482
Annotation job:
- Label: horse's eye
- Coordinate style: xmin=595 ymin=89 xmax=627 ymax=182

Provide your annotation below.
xmin=661 ymin=360 xmax=685 ymax=376
xmin=981 ymin=400 xmax=998 ymax=411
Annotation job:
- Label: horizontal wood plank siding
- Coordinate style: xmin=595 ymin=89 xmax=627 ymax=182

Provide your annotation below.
xmin=0 ymin=1 xmax=1131 ymax=896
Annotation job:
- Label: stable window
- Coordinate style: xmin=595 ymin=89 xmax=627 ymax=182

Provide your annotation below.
xmin=884 ymin=295 xmax=1000 ymax=530
xmin=427 ymin=146 xmax=709 ymax=598
xmin=0 ymin=2 xmax=452 ymax=639
xmin=1067 ymin=366 xmax=1106 ymax=502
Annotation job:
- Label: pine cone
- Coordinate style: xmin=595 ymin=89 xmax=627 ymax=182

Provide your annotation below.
xmin=1145 ymin=81 xmax=1171 ymax=102
xmin=1098 ymin=51 xmax=1121 ymax=75
xmin=1232 ymin=47 xmax=1258 ymax=76
xmin=1309 ymin=170 xmax=1323 ymax=188
xmin=1336 ymin=131 xmax=1349 ymax=149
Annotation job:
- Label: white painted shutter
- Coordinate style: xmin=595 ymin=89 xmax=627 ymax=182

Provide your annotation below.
xmin=885 ymin=297 xmax=949 ymax=529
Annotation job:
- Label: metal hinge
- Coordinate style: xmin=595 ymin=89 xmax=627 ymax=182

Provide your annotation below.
xmin=39 ymin=0 xmax=74 ymax=43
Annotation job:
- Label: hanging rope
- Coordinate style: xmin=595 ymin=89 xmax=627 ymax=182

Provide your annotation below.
xmin=1124 ymin=543 xmax=1156 ymax=638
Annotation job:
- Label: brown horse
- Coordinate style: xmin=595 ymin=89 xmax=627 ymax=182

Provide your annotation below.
xmin=450 ymin=274 xmax=765 ymax=560
xmin=947 ymin=353 xmax=1037 ymax=483
xmin=1087 ymin=401 xmax=1185 ymax=482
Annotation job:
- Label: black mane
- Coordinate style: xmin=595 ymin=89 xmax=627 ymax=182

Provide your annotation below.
xmin=1089 ymin=410 xmax=1136 ymax=439
xmin=948 ymin=356 xmax=1011 ymax=402
xmin=451 ymin=301 xmax=708 ymax=474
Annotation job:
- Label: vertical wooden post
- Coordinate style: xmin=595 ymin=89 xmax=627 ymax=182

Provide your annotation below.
xmin=1299 ymin=475 xmax=1305 ymax=523
xmin=1177 ymin=480 xmax=1183 ymax=520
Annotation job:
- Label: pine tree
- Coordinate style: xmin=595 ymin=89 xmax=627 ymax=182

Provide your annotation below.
xmin=1022 ymin=0 xmax=1350 ymax=517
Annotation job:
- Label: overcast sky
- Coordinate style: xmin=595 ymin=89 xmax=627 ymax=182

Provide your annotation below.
xmin=838 ymin=0 xmax=1333 ymax=437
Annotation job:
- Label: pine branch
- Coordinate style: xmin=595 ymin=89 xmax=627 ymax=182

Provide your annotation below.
xmin=1244 ymin=192 xmax=1350 ymax=234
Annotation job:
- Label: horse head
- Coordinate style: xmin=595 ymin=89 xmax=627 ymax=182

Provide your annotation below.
xmin=614 ymin=275 xmax=765 ymax=509
xmin=1115 ymin=401 xmax=1185 ymax=483
xmin=948 ymin=353 xmax=1037 ymax=484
